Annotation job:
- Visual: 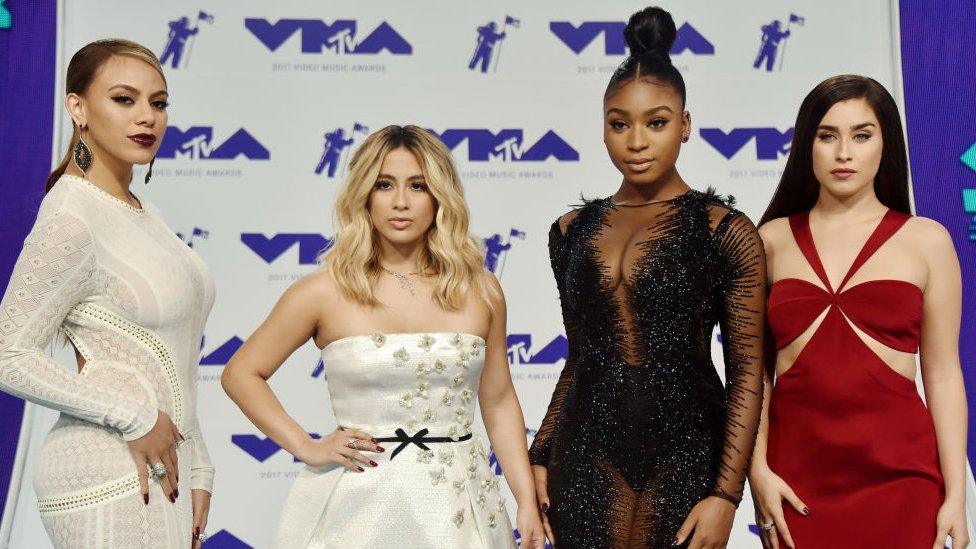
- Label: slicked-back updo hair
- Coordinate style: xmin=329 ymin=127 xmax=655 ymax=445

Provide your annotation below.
xmin=605 ymin=6 xmax=686 ymax=105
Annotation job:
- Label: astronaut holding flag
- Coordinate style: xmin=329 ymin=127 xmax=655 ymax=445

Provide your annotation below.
xmin=160 ymin=10 xmax=214 ymax=69
xmin=468 ymin=16 xmax=520 ymax=73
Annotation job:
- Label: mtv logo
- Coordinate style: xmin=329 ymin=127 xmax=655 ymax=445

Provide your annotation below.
xmin=156 ymin=127 xmax=269 ymax=160
xmin=200 ymin=336 xmax=244 ymax=366
xmin=550 ymin=21 xmax=714 ymax=55
xmin=241 ymin=233 xmax=334 ymax=264
xmin=506 ymin=334 xmax=568 ymax=365
xmin=700 ymin=127 xmax=793 ymax=160
xmin=245 ymin=18 xmax=411 ymax=54
xmin=429 ymin=129 xmax=579 ymax=162
xmin=232 ymin=433 xmax=320 ymax=462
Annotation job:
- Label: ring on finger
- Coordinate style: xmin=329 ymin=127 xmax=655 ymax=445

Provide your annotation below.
xmin=346 ymin=437 xmax=360 ymax=450
xmin=193 ymin=529 xmax=207 ymax=542
xmin=761 ymin=521 xmax=775 ymax=532
xmin=149 ymin=462 xmax=167 ymax=479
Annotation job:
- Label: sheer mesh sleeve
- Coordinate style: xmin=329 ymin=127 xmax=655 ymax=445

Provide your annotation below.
xmin=528 ymin=220 xmax=579 ymax=466
xmin=710 ymin=211 xmax=766 ymax=504
xmin=0 ymin=210 xmax=158 ymax=440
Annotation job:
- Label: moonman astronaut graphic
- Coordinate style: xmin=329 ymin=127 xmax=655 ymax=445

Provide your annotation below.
xmin=315 ymin=128 xmax=355 ymax=177
xmin=160 ymin=16 xmax=199 ymax=68
xmin=483 ymin=229 xmax=526 ymax=276
xmin=754 ymin=20 xmax=791 ymax=72
xmin=469 ymin=21 xmax=507 ymax=73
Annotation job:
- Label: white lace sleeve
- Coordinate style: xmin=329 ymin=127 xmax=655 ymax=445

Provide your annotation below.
xmin=0 ymin=210 xmax=157 ymax=440
xmin=189 ymin=414 xmax=215 ymax=492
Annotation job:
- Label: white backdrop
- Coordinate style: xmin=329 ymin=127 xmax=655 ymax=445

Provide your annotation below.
xmin=7 ymin=1 xmax=901 ymax=547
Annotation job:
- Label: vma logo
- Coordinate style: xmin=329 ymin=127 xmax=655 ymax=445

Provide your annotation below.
xmin=241 ymin=233 xmax=334 ymax=265
xmin=200 ymin=336 xmax=244 ymax=366
xmin=483 ymin=228 xmax=526 ymax=278
xmin=160 ymin=11 xmax=214 ymax=69
xmin=550 ymin=21 xmax=714 ymax=55
xmin=315 ymin=123 xmax=369 ymax=178
xmin=430 ymin=129 xmax=579 ymax=162
xmin=157 ymin=127 xmax=269 ymax=160
xmin=700 ymin=127 xmax=793 ymax=160
xmin=204 ymin=529 xmax=254 ymax=548
xmin=507 ymin=334 xmax=568 ymax=366
xmin=245 ymin=18 xmax=412 ymax=55
xmin=233 ymin=433 xmax=320 ymax=462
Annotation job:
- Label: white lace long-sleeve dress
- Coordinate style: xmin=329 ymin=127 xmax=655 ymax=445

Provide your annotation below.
xmin=0 ymin=174 xmax=215 ymax=548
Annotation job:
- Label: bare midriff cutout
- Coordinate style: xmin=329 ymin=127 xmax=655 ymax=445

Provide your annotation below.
xmin=775 ymin=301 xmax=916 ymax=381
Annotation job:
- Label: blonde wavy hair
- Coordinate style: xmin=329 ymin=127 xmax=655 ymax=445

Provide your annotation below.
xmin=323 ymin=125 xmax=496 ymax=311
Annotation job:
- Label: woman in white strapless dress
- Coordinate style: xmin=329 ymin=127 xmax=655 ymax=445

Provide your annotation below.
xmin=222 ymin=125 xmax=546 ymax=548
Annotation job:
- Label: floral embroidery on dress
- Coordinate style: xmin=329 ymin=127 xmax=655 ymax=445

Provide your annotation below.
xmin=452 ymin=509 xmax=465 ymax=527
xmin=450 ymin=333 xmax=463 ymax=348
xmin=418 ymin=334 xmax=436 ymax=351
xmin=429 ymin=467 xmax=446 ymax=485
xmin=371 ymin=333 xmax=386 ymax=348
xmin=393 ymin=347 xmax=409 ymax=365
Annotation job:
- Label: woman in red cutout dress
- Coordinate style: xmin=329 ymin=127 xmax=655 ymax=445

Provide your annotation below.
xmin=748 ymin=75 xmax=969 ymax=549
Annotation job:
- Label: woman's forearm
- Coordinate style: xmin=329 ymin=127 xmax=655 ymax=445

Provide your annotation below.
xmin=925 ymin=372 xmax=969 ymax=501
xmin=750 ymin=373 xmax=774 ymax=474
xmin=481 ymin=389 xmax=537 ymax=507
xmin=221 ymin=370 xmax=313 ymax=457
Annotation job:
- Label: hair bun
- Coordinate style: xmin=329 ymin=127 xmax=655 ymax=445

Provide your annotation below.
xmin=624 ymin=6 xmax=677 ymax=59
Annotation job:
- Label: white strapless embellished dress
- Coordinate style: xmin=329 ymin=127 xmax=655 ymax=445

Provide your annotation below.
xmin=273 ymin=332 xmax=517 ymax=548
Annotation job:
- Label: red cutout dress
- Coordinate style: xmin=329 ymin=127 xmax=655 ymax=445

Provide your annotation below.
xmin=766 ymin=210 xmax=943 ymax=548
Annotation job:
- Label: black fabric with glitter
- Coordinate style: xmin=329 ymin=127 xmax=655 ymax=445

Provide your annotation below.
xmin=529 ymin=189 xmax=765 ymax=548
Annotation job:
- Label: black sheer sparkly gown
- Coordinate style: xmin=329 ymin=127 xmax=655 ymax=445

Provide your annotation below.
xmin=528 ymin=189 xmax=765 ymax=548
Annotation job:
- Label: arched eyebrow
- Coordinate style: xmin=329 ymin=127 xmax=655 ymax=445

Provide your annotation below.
xmin=108 ymin=84 xmax=169 ymax=98
xmin=377 ymin=173 xmax=426 ymax=181
xmin=817 ymin=122 xmax=876 ymax=132
xmin=605 ymin=105 xmax=675 ymax=117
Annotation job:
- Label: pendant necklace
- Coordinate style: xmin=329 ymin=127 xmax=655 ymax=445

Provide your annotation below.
xmin=381 ymin=266 xmax=421 ymax=297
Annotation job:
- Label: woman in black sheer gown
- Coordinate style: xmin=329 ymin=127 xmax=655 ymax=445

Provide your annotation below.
xmin=528 ymin=7 xmax=766 ymax=548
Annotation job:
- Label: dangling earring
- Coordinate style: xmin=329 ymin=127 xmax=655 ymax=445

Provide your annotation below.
xmin=73 ymin=131 xmax=93 ymax=174
xmin=681 ymin=134 xmax=690 ymax=143
xmin=145 ymin=158 xmax=155 ymax=184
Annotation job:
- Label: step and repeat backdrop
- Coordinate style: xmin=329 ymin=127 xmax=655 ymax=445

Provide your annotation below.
xmin=7 ymin=0 xmax=972 ymax=547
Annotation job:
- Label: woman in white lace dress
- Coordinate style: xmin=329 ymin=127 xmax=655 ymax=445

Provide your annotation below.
xmin=221 ymin=125 xmax=546 ymax=548
xmin=0 ymin=40 xmax=214 ymax=547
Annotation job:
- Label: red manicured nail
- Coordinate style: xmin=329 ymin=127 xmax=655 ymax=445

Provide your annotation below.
xmin=377 ymin=446 xmax=386 ymax=452
xmin=357 ymin=466 xmax=364 ymax=472
xmin=194 ymin=527 xmax=200 ymax=537
xmin=369 ymin=460 xmax=377 ymax=467
xmin=371 ymin=438 xmax=378 ymax=443
xmin=802 ymin=506 xmax=810 ymax=515
xmin=143 ymin=493 xmax=149 ymax=505
xmin=541 ymin=503 xmax=549 ymax=513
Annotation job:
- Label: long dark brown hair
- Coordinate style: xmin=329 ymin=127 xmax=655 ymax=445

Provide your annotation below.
xmin=45 ymin=39 xmax=166 ymax=194
xmin=759 ymin=75 xmax=911 ymax=226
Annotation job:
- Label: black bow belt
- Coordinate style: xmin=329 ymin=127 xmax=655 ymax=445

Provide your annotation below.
xmin=375 ymin=428 xmax=472 ymax=460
